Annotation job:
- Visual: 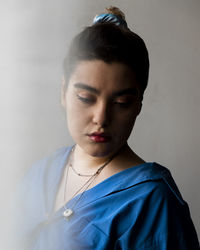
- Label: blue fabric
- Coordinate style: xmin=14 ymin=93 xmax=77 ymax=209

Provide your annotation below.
xmin=93 ymin=13 xmax=128 ymax=28
xmin=16 ymin=147 xmax=199 ymax=250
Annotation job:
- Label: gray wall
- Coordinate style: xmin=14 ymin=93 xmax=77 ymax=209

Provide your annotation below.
xmin=1 ymin=0 xmax=200 ymax=243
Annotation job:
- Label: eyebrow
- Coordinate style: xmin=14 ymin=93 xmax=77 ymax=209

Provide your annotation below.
xmin=74 ymin=82 xmax=138 ymax=96
xmin=113 ymin=88 xmax=138 ymax=97
xmin=74 ymin=83 xmax=100 ymax=94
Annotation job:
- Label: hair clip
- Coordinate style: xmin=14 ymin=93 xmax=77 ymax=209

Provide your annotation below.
xmin=93 ymin=13 xmax=128 ymax=28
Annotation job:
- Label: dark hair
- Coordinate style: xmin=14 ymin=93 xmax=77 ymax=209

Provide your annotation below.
xmin=63 ymin=18 xmax=149 ymax=96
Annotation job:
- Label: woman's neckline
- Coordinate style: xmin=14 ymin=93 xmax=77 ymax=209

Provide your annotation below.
xmin=53 ymin=146 xmax=152 ymax=214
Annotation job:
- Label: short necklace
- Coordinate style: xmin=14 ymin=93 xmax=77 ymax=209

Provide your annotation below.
xmin=70 ymin=164 xmax=94 ymax=177
xmin=63 ymin=146 xmax=119 ymax=220
xmin=69 ymin=147 xmax=94 ymax=177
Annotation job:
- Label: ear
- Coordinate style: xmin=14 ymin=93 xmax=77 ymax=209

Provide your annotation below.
xmin=61 ymin=76 xmax=66 ymax=108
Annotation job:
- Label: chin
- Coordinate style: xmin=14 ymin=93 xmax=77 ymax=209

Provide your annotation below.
xmin=85 ymin=143 xmax=114 ymax=158
xmin=87 ymin=142 xmax=125 ymax=159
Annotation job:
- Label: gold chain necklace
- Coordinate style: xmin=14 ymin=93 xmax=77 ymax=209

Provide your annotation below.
xmin=68 ymin=147 xmax=94 ymax=177
xmin=63 ymin=146 xmax=120 ymax=220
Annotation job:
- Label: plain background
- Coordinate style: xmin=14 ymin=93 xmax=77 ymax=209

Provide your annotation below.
xmin=1 ymin=0 xmax=200 ymax=244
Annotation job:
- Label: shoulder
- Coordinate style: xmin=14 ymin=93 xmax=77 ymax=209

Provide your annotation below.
xmin=115 ymin=163 xmax=191 ymax=228
xmin=16 ymin=146 xmax=71 ymax=209
xmin=12 ymin=147 xmax=71 ymax=248
xmin=13 ymin=147 xmax=72 ymax=230
xmin=21 ymin=146 xmax=71 ymax=183
xmin=109 ymin=162 xmax=185 ymax=207
xmin=113 ymin=163 xmax=200 ymax=249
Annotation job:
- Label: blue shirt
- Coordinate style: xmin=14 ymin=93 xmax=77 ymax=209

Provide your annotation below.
xmin=15 ymin=147 xmax=199 ymax=249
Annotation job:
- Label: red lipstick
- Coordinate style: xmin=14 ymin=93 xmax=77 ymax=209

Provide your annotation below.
xmin=88 ymin=132 xmax=111 ymax=143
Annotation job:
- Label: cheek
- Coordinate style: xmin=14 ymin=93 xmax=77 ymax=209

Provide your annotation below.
xmin=65 ymin=99 xmax=89 ymax=134
xmin=66 ymin=94 xmax=80 ymax=117
xmin=122 ymin=117 xmax=136 ymax=135
xmin=114 ymin=112 xmax=138 ymax=138
xmin=66 ymin=106 xmax=84 ymax=127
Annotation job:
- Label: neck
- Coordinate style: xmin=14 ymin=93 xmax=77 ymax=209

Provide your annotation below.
xmin=72 ymin=144 xmax=127 ymax=174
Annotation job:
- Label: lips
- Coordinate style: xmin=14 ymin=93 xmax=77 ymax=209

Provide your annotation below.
xmin=88 ymin=132 xmax=111 ymax=143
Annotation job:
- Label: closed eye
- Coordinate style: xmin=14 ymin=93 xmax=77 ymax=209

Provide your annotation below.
xmin=77 ymin=95 xmax=94 ymax=104
xmin=114 ymin=101 xmax=132 ymax=108
xmin=114 ymin=97 xmax=133 ymax=108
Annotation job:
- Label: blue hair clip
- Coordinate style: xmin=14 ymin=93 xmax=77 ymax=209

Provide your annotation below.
xmin=93 ymin=13 xmax=128 ymax=28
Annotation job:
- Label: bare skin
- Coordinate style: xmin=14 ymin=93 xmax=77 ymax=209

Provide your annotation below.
xmin=55 ymin=144 xmax=145 ymax=211
xmin=54 ymin=60 xmax=145 ymax=211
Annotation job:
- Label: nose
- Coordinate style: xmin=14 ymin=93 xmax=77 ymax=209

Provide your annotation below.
xmin=92 ymin=101 xmax=110 ymax=127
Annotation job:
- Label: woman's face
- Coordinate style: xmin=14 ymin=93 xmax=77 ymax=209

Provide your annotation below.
xmin=62 ymin=60 xmax=142 ymax=158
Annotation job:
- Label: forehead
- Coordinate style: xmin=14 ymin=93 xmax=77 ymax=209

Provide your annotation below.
xmin=68 ymin=60 xmax=139 ymax=92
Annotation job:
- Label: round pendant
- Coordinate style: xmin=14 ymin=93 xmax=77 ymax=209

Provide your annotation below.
xmin=63 ymin=208 xmax=73 ymax=220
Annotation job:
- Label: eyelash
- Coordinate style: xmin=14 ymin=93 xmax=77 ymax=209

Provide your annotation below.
xmin=77 ymin=95 xmax=93 ymax=104
xmin=114 ymin=101 xmax=132 ymax=108
xmin=77 ymin=95 xmax=132 ymax=108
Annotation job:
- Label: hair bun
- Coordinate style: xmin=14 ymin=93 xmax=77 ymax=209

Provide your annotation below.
xmin=105 ymin=6 xmax=126 ymax=21
xmin=93 ymin=6 xmax=128 ymax=29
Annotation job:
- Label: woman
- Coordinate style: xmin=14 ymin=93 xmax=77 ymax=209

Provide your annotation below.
xmin=15 ymin=6 xmax=199 ymax=250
